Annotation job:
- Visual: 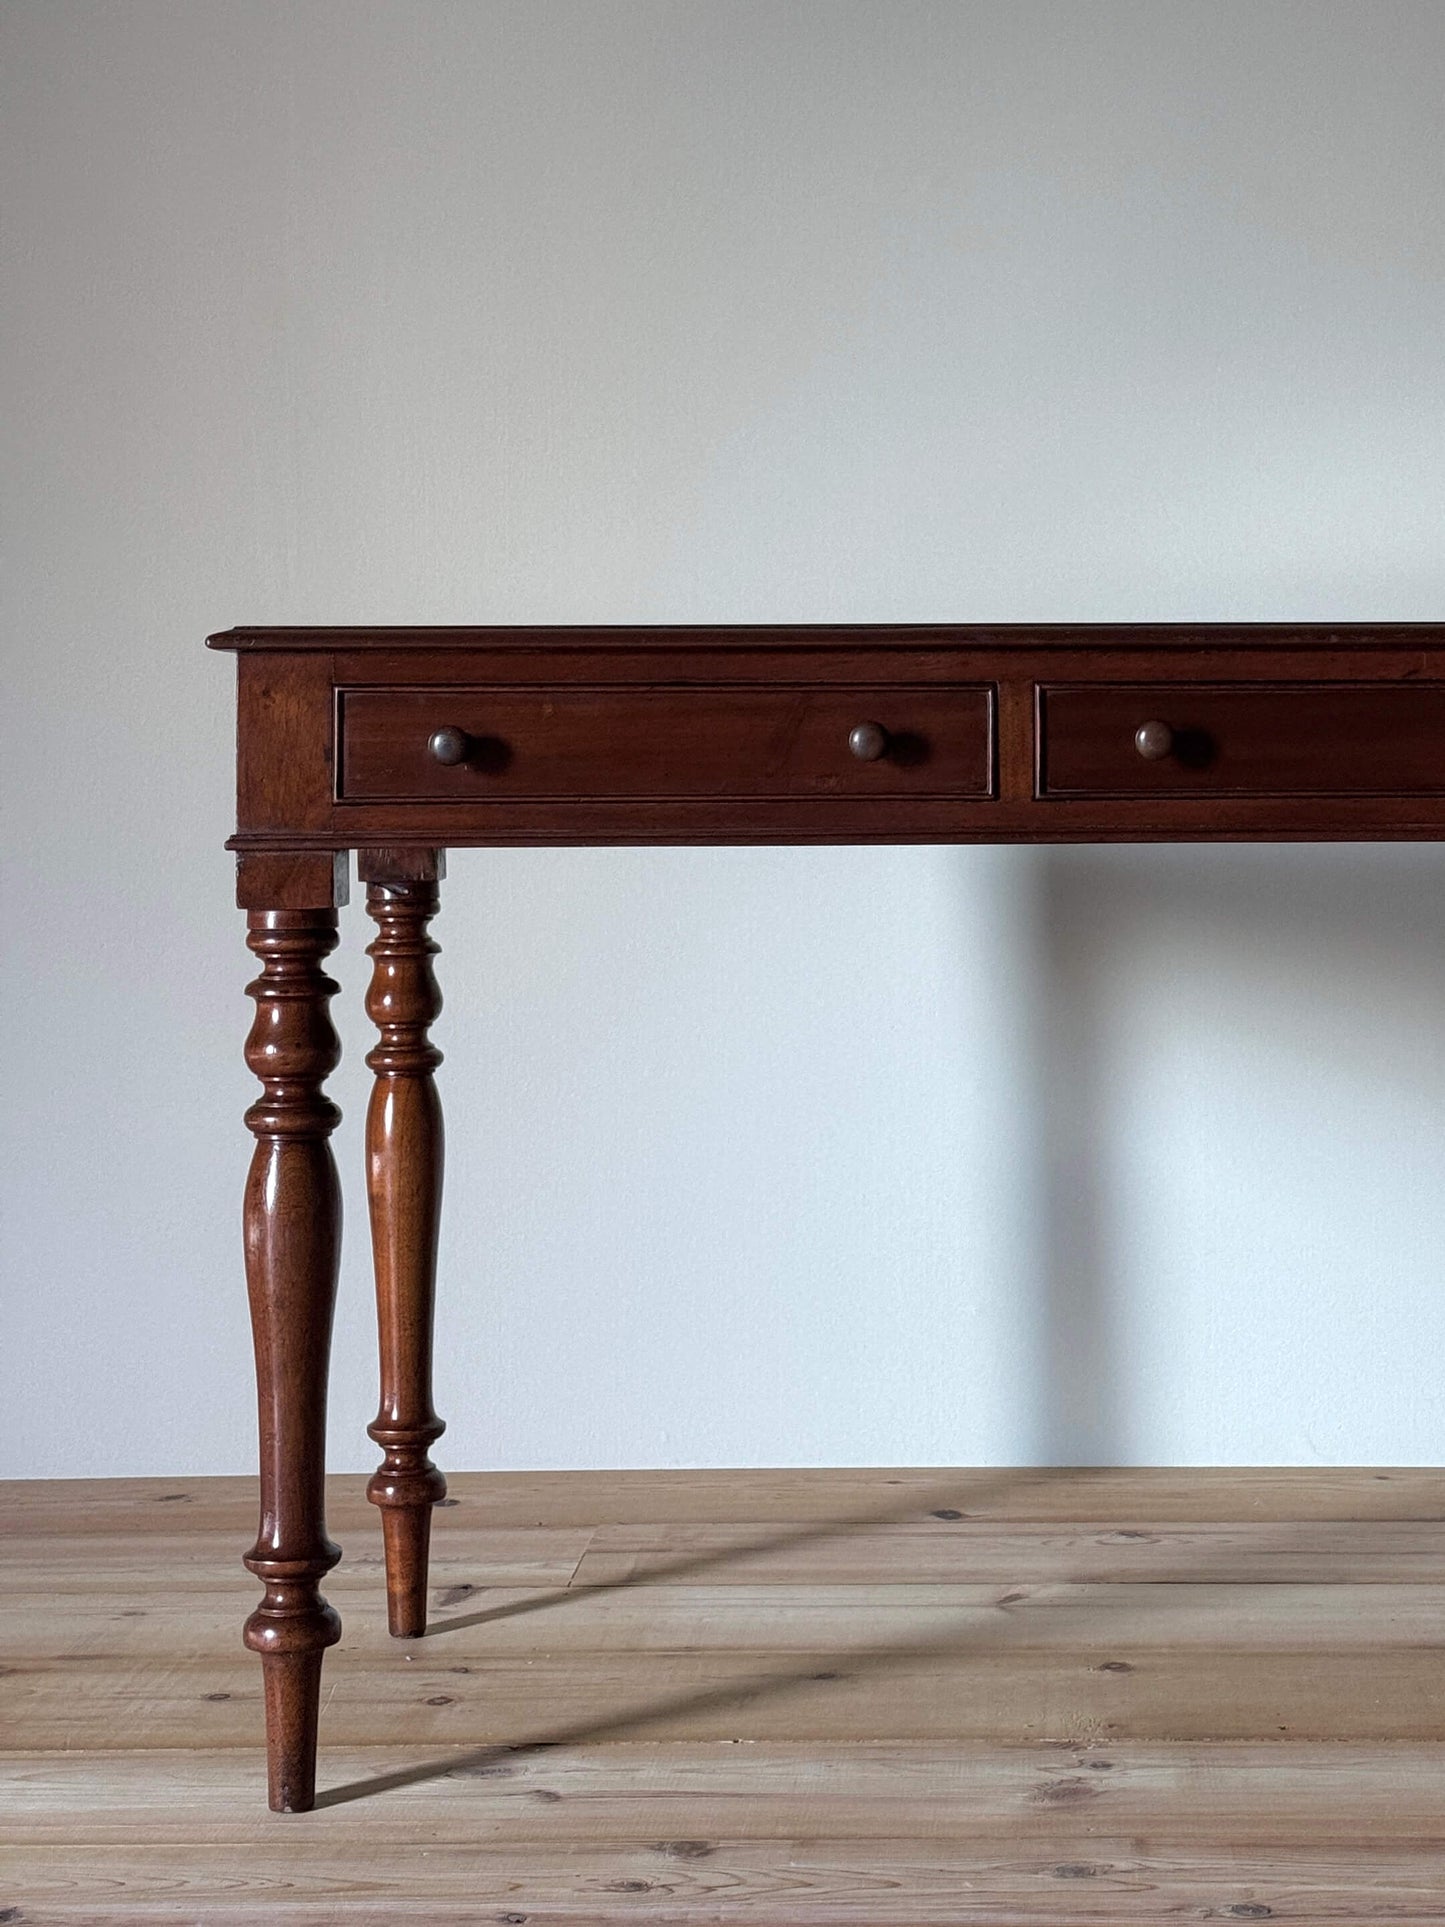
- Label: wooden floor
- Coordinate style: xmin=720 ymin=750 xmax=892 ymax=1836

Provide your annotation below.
xmin=3 ymin=1470 xmax=1445 ymax=1923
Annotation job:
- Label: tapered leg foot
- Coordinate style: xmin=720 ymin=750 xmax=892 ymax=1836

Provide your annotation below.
xmin=377 ymin=1501 xmax=436 ymax=1638
xmin=253 ymin=1635 xmax=337 ymax=1812
xmin=360 ymin=850 xmax=449 ymax=1639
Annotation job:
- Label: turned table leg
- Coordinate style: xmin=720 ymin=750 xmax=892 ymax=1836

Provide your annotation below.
xmin=360 ymin=849 xmax=448 ymax=1637
xmin=238 ymin=864 xmax=347 ymax=1814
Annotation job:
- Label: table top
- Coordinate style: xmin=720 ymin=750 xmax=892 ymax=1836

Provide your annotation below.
xmin=211 ymin=622 xmax=1445 ymax=652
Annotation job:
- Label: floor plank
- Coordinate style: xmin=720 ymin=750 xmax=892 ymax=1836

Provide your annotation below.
xmin=10 ymin=1580 xmax=1444 ymax=1653
xmin=571 ymin=1518 xmax=1445 ymax=1585
xmin=4 ymin=1466 xmax=1441 ymax=1528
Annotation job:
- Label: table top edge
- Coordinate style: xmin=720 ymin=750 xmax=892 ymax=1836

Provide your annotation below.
xmin=208 ymin=622 xmax=1445 ymax=652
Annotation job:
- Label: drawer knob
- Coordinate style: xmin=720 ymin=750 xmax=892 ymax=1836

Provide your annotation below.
xmin=848 ymin=721 xmax=890 ymax=762
xmin=428 ymin=725 xmax=472 ymax=767
xmin=1134 ymin=719 xmax=1174 ymax=761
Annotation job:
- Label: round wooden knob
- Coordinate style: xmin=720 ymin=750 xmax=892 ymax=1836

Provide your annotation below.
xmin=428 ymin=725 xmax=472 ymax=766
xmin=1134 ymin=720 xmax=1174 ymax=761
xmin=848 ymin=721 xmax=890 ymax=762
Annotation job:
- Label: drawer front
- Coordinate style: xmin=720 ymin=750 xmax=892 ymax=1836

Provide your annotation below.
xmin=338 ymin=685 xmax=994 ymax=802
xmin=1039 ymin=684 xmax=1445 ymax=797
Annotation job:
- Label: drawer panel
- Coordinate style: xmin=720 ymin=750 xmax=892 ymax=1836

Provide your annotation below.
xmin=1039 ymin=684 xmax=1445 ymax=797
xmin=338 ymin=685 xmax=994 ymax=802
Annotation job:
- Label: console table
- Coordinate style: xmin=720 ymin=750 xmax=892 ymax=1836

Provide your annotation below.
xmin=211 ymin=622 xmax=1445 ymax=1811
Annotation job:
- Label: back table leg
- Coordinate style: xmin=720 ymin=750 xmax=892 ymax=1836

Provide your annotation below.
xmin=238 ymin=871 xmax=347 ymax=1814
xmin=360 ymin=848 xmax=448 ymax=1637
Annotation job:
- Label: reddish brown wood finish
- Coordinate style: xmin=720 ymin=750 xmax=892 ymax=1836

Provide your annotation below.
xmin=214 ymin=625 xmax=1445 ymax=850
xmin=1039 ymin=683 xmax=1445 ymax=797
xmin=338 ymin=685 xmax=994 ymax=802
xmin=213 ymin=623 xmax=1445 ymax=1810
xmin=239 ymin=905 xmax=344 ymax=1813
xmin=359 ymin=848 xmax=448 ymax=1639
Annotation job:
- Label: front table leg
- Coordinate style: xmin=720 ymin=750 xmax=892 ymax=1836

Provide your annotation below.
xmin=360 ymin=848 xmax=448 ymax=1637
xmin=240 ymin=899 xmax=345 ymax=1812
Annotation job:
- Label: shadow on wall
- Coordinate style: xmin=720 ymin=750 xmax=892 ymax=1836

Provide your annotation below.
xmin=1020 ymin=842 xmax=1445 ymax=1466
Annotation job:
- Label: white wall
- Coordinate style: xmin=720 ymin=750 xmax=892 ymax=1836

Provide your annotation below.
xmin=4 ymin=0 xmax=1444 ymax=1478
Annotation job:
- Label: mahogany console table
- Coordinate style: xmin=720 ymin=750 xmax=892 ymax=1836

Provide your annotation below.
xmin=212 ymin=622 xmax=1445 ymax=1811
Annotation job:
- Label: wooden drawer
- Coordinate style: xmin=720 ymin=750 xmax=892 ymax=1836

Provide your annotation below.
xmin=1038 ymin=684 xmax=1445 ymax=797
xmin=338 ymin=685 xmax=994 ymax=802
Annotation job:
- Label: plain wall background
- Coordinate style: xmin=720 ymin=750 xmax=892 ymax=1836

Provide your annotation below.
xmin=4 ymin=0 xmax=1445 ymax=1479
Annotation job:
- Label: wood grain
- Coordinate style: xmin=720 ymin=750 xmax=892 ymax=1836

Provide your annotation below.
xmin=238 ymin=908 xmax=346 ymax=1811
xmin=337 ymin=685 xmax=994 ymax=802
xmin=571 ymin=1519 xmax=1445 ymax=1585
xmin=6 ymin=1466 xmax=1439 ymax=1527
xmin=359 ymin=855 xmax=449 ymax=1638
xmin=1039 ymin=681 xmax=1445 ymax=796
xmin=4 ymin=1471 xmax=1445 ymax=1920
xmin=214 ymin=624 xmax=1445 ymax=848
